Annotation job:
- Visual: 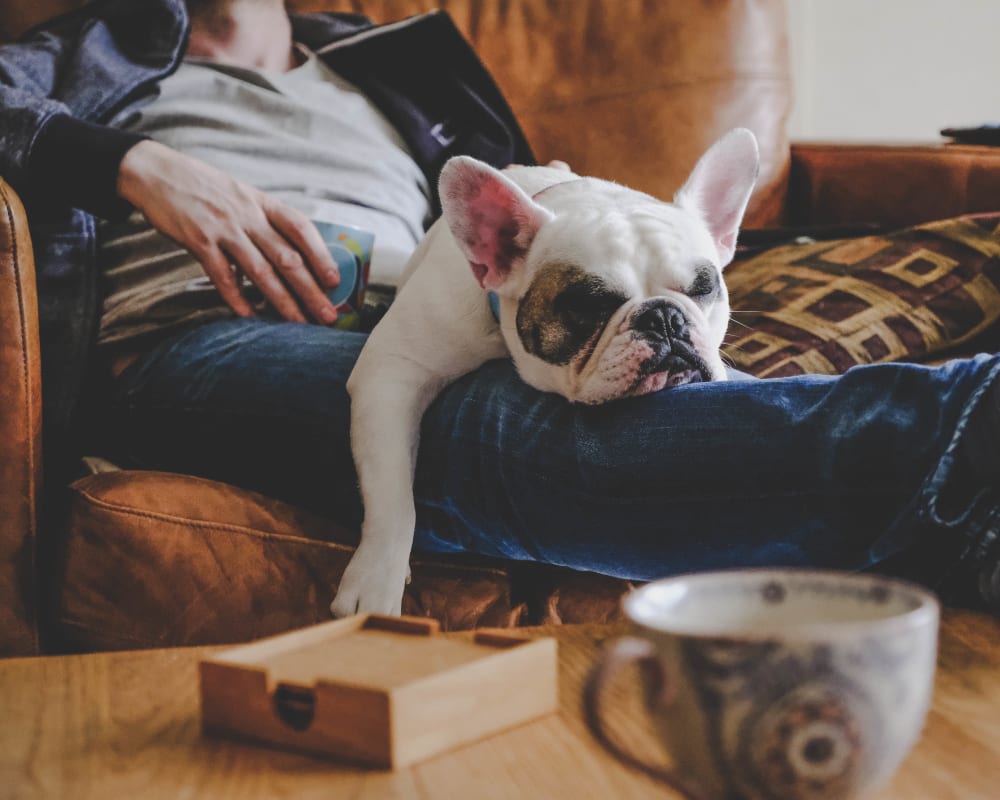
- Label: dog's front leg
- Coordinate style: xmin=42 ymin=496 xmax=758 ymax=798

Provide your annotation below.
xmin=330 ymin=213 xmax=507 ymax=617
xmin=329 ymin=353 xmax=445 ymax=617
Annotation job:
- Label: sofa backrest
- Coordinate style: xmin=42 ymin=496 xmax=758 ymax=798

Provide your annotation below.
xmin=0 ymin=0 xmax=79 ymax=41
xmin=292 ymin=0 xmax=792 ymax=226
xmin=3 ymin=0 xmax=792 ymax=225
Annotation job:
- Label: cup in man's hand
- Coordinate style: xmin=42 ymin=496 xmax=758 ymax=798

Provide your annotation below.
xmin=313 ymin=221 xmax=374 ymax=330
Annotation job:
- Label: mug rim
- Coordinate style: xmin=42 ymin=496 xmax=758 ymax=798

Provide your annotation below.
xmin=624 ymin=568 xmax=940 ymax=640
xmin=311 ymin=219 xmax=376 ymax=244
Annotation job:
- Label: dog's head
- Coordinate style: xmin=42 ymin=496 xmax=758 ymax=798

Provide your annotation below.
xmin=438 ymin=129 xmax=759 ymax=403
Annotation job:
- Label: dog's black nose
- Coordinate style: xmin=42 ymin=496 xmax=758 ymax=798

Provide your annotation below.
xmin=633 ymin=300 xmax=689 ymax=343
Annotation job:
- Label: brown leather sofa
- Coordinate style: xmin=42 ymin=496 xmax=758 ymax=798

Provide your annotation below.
xmin=4 ymin=0 xmax=1000 ymax=657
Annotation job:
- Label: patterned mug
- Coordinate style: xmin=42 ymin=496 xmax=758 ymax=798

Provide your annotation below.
xmin=584 ymin=569 xmax=939 ymax=800
xmin=311 ymin=221 xmax=375 ymax=331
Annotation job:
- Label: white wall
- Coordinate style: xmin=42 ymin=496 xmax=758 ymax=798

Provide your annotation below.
xmin=786 ymin=0 xmax=1000 ymax=141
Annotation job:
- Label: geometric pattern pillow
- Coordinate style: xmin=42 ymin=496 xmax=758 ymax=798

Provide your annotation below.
xmin=723 ymin=213 xmax=1000 ymax=376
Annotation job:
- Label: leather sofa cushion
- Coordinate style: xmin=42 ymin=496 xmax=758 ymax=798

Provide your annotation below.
xmin=525 ymin=568 xmax=634 ymax=626
xmin=0 ymin=176 xmax=41 ymax=657
xmin=53 ymin=471 xmax=525 ymax=651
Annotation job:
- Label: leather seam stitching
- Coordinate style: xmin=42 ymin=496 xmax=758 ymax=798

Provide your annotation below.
xmin=74 ymin=489 xmax=357 ymax=549
xmin=0 ymin=182 xmax=40 ymax=654
xmin=72 ymin=488 xmax=511 ymax=577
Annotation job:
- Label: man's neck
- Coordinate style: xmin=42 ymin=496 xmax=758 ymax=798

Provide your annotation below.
xmin=186 ymin=0 xmax=296 ymax=73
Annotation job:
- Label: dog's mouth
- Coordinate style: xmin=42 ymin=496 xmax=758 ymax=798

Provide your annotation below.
xmin=631 ymin=338 xmax=710 ymax=394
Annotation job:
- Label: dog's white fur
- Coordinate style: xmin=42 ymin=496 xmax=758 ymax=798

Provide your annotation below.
xmin=331 ymin=129 xmax=760 ymax=617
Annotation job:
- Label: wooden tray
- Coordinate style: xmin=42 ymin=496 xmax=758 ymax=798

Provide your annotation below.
xmin=199 ymin=615 xmax=558 ymax=768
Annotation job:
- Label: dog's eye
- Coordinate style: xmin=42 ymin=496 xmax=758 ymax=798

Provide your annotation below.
xmin=687 ymin=264 xmax=719 ymax=299
xmin=553 ymin=281 xmax=627 ymax=330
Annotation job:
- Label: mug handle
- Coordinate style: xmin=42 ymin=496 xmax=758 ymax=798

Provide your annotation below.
xmin=583 ymin=637 xmax=705 ymax=800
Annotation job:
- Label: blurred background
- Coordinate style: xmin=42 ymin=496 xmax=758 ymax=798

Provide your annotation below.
xmin=786 ymin=0 xmax=1000 ymax=141
xmin=3 ymin=0 xmax=999 ymax=143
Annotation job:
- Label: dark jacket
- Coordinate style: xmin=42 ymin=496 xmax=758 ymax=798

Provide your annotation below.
xmin=0 ymin=0 xmax=534 ymax=477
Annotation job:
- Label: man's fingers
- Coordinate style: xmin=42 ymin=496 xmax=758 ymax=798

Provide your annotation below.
xmin=266 ymin=203 xmax=340 ymax=289
xmin=224 ymin=234 xmax=308 ymax=323
xmin=199 ymin=246 xmax=254 ymax=317
xmin=122 ymin=148 xmax=341 ymax=325
xmin=249 ymin=228 xmax=339 ymax=324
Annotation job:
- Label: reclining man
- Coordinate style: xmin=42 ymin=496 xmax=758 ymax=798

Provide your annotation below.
xmin=4 ymin=0 xmax=1000 ymax=612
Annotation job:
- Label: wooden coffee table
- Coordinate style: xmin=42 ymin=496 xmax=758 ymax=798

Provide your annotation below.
xmin=2 ymin=611 xmax=999 ymax=799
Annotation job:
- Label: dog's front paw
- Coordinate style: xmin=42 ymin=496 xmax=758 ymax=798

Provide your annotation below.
xmin=330 ymin=543 xmax=410 ymax=618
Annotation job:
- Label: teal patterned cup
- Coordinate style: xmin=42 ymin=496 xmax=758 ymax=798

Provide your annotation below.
xmin=312 ymin=221 xmax=374 ymax=331
xmin=584 ymin=569 xmax=939 ymax=800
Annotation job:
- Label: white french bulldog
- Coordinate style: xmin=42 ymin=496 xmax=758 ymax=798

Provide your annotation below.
xmin=330 ymin=128 xmax=760 ymax=617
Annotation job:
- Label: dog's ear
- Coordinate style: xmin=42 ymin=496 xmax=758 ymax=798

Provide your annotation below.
xmin=439 ymin=156 xmax=553 ymax=292
xmin=674 ymin=128 xmax=759 ymax=267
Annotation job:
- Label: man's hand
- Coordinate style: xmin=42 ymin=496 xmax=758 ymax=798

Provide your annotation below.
xmin=117 ymin=140 xmax=340 ymax=323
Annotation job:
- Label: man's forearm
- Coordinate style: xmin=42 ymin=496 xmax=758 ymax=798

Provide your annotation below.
xmin=25 ymin=114 xmax=148 ymax=219
xmin=0 ymin=0 xmax=187 ymax=217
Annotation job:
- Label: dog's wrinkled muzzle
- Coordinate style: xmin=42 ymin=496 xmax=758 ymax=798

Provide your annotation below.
xmin=655 ymin=340 xmax=710 ymax=386
xmin=632 ymin=299 xmax=711 ymax=388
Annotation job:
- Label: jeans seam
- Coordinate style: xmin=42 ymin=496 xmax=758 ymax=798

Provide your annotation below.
xmin=933 ymin=496 xmax=1000 ymax=602
xmin=922 ymin=360 xmax=1000 ymax=528
xmin=959 ymin=499 xmax=1000 ymax=568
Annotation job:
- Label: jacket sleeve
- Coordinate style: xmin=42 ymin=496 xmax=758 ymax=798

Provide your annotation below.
xmin=0 ymin=22 xmax=153 ymax=219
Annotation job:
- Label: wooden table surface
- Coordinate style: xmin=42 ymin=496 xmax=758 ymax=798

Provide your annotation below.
xmin=2 ymin=610 xmax=1000 ymax=799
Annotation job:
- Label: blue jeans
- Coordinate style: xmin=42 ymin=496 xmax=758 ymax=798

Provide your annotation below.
xmin=109 ymin=318 xmax=1000 ymax=602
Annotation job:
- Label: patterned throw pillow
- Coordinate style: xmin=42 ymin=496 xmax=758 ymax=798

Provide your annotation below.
xmin=723 ymin=213 xmax=1000 ymax=377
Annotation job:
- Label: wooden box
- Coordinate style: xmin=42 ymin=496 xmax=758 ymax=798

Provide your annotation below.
xmin=199 ymin=615 xmax=558 ymax=768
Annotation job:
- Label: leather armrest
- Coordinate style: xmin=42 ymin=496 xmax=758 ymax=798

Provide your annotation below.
xmin=787 ymin=142 xmax=1000 ymax=229
xmin=0 ymin=177 xmax=42 ymax=656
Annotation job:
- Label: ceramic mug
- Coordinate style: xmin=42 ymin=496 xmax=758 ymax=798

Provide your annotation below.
xmin=311 ymin=221 xmax=374 ymax=331
xmin=584 ymin=569 xmax=939 ymax=800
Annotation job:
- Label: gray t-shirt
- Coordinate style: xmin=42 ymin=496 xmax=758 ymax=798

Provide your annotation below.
xmin=99 ymin=45 xmax=430 ymax=346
